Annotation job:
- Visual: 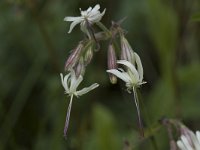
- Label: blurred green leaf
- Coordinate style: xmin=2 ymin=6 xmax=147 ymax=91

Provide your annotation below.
xmin=83 ymin=104 xmax=121 ymax=150
xmin=191 ymin=12 xmax=200 ymax=22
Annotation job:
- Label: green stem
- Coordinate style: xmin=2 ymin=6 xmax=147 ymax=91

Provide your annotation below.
xmin=96 ymin=22 xmax=112 ymax=37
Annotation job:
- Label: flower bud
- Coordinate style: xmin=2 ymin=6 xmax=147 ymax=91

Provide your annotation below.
xmin=84 ymin=46 xmax=93 ymax=66
xmin=120 ymin=35 xmax=135 ymax=64
xmin=64 ymin=42 xmax=84 ymax=71
xmin=75 ymin=57 xmax=85 ymax=77
xmin=107 ymin=43 xmax=117 ymax=84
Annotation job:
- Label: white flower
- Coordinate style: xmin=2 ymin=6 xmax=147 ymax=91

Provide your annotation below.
xmin=107 ymin=52 xmax=146 ymax=91
xmin=60 ymin=70 xmax=99 ymax=138
xmin=177 ymin=130 xmax=200 ymax=150
xmin=107 ymin=52 xmax=146 ymax=136
xmin=64 ymin=4 xmax=106 ymax=33
xmin=60 ymin=70 xmax=99 ymax=97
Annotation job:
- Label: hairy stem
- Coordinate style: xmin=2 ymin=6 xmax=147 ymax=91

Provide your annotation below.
xmin=64 ymin=95 xmax=74 ymax=139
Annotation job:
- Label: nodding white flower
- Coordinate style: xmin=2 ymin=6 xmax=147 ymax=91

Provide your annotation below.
xmin=60 ymin=70 xmax=99 ymax=138
xmin=107 ymin=52 xmax=146 ymax=91
xmin=64 ymin=4 xmax=106 ymax=33
xmin=177 ymin=130 xmax=200 ymax=150
xmin=107 ymin=52 xmax=146 ymax=136
xmin=60 ymin=70 xmax=99 ymax=97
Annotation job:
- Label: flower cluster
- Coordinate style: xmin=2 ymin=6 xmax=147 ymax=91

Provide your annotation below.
xmin=61 ymin=4 xmax=147 ymax=138
xmin=61 ymin=4 xmax=107 ymax=138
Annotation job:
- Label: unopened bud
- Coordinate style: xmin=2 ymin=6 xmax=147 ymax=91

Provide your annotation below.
xmin=120 ymin=35 xmax=135 ymax=64
xmin=75 ymin=57 xmax=85 ymax=77
xmin=64 ymin=42 xmax=84 ymax=71
xmin=107 ymin=43 xmax=117 ymax=84
xmin=84 ymin=47 xmax=93 ymax=66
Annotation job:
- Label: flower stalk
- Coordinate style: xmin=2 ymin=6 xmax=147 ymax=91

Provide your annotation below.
xmin=133 ymin=88 xmax=144 ymax=137
xmin=64 ymin=94 xmax=73 ymax=138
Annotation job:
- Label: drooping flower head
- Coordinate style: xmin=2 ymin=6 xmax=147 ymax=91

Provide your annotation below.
xmin=60 ymin=70 xmax=99 ymax=97
xmin=64 ymin=4 xmax=106 ymax=34
xmin=107 ymin=52 xmax=146 ymax=92
xmin=107 ymin=52 xmax=146 ymax=136
xmin=60 ymin=70 xmax=99 ymax=138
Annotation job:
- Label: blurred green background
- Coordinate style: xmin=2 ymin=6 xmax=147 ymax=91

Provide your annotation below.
xmin=0 ymin=0 xmax=200 ymax=149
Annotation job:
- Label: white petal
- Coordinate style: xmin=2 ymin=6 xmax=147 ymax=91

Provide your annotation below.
xmin=64 ymin=74 xmax=70 ymax=91
xmin=107 ymin=69 xmax=131 ymax=83
xmin=69 ymin=70 xmax=83 ymax=93
xmin=191 ymin=131 xmax=200 ymax=149
xmin=80 ymin=21 xmax=88 ymax=33
xmin=75 ymin=83 xmax=99 ymax=96
xmin=60 ymin=73 xmax=70 ymax=92
xmin=117 ymin=60 xmax=139 ymax=81
xmin=91 ymin=4 xmax=100 ymax=12
xmin=90 ymin=9 xmax=106 ymax=22
xmin=134 ymin=52 xmax=144 ymax=82
xmin=181 ymin=135 xmax=193 ymax=150
xmin=64 ymin=16 xmax=83 ymax=21
xmin=89 ymin=8 xmax=106 ymax=23
xmin=81 ymin=10 xmax=87 ymax=16
xmin=88 ymin=11 xmax=100 ymax=21
xmin=177 ymin=140 xmax=188 ymax=150
xmin=99 ymin=8 xmax=106 ymax=19
xmin=88 ymin=4 xmax=100 ymax=21
xmin=196 ymin=131 xmax=200 ymax=144
xmin=87 ymin=7 xmax=92 ymax=12
xmin=71 ymin=76 xmax=83 ymax=93
xmin=67 ymin=19 xmax=83 ymax=33
xmin=60 ymin=73 xmax=65 ymax=88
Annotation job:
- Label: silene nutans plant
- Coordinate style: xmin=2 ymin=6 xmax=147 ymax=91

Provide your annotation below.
xmin=60 ymin=4 xmax=200 ymax=150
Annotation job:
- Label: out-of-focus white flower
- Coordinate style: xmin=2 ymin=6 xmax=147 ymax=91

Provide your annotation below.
xmin=177 ymin=130 xmax=200 ymax=150
xmin=64 ymin=4 xmax=106 ymax=33
xmin=60 ymin=70 xmax=99 ymax=97
xmin=107 ymin=52 xmax=146 ymax=91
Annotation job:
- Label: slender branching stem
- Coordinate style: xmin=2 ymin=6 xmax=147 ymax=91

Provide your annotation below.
xmin=96 ymin=22 xmax=112 ymax=37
